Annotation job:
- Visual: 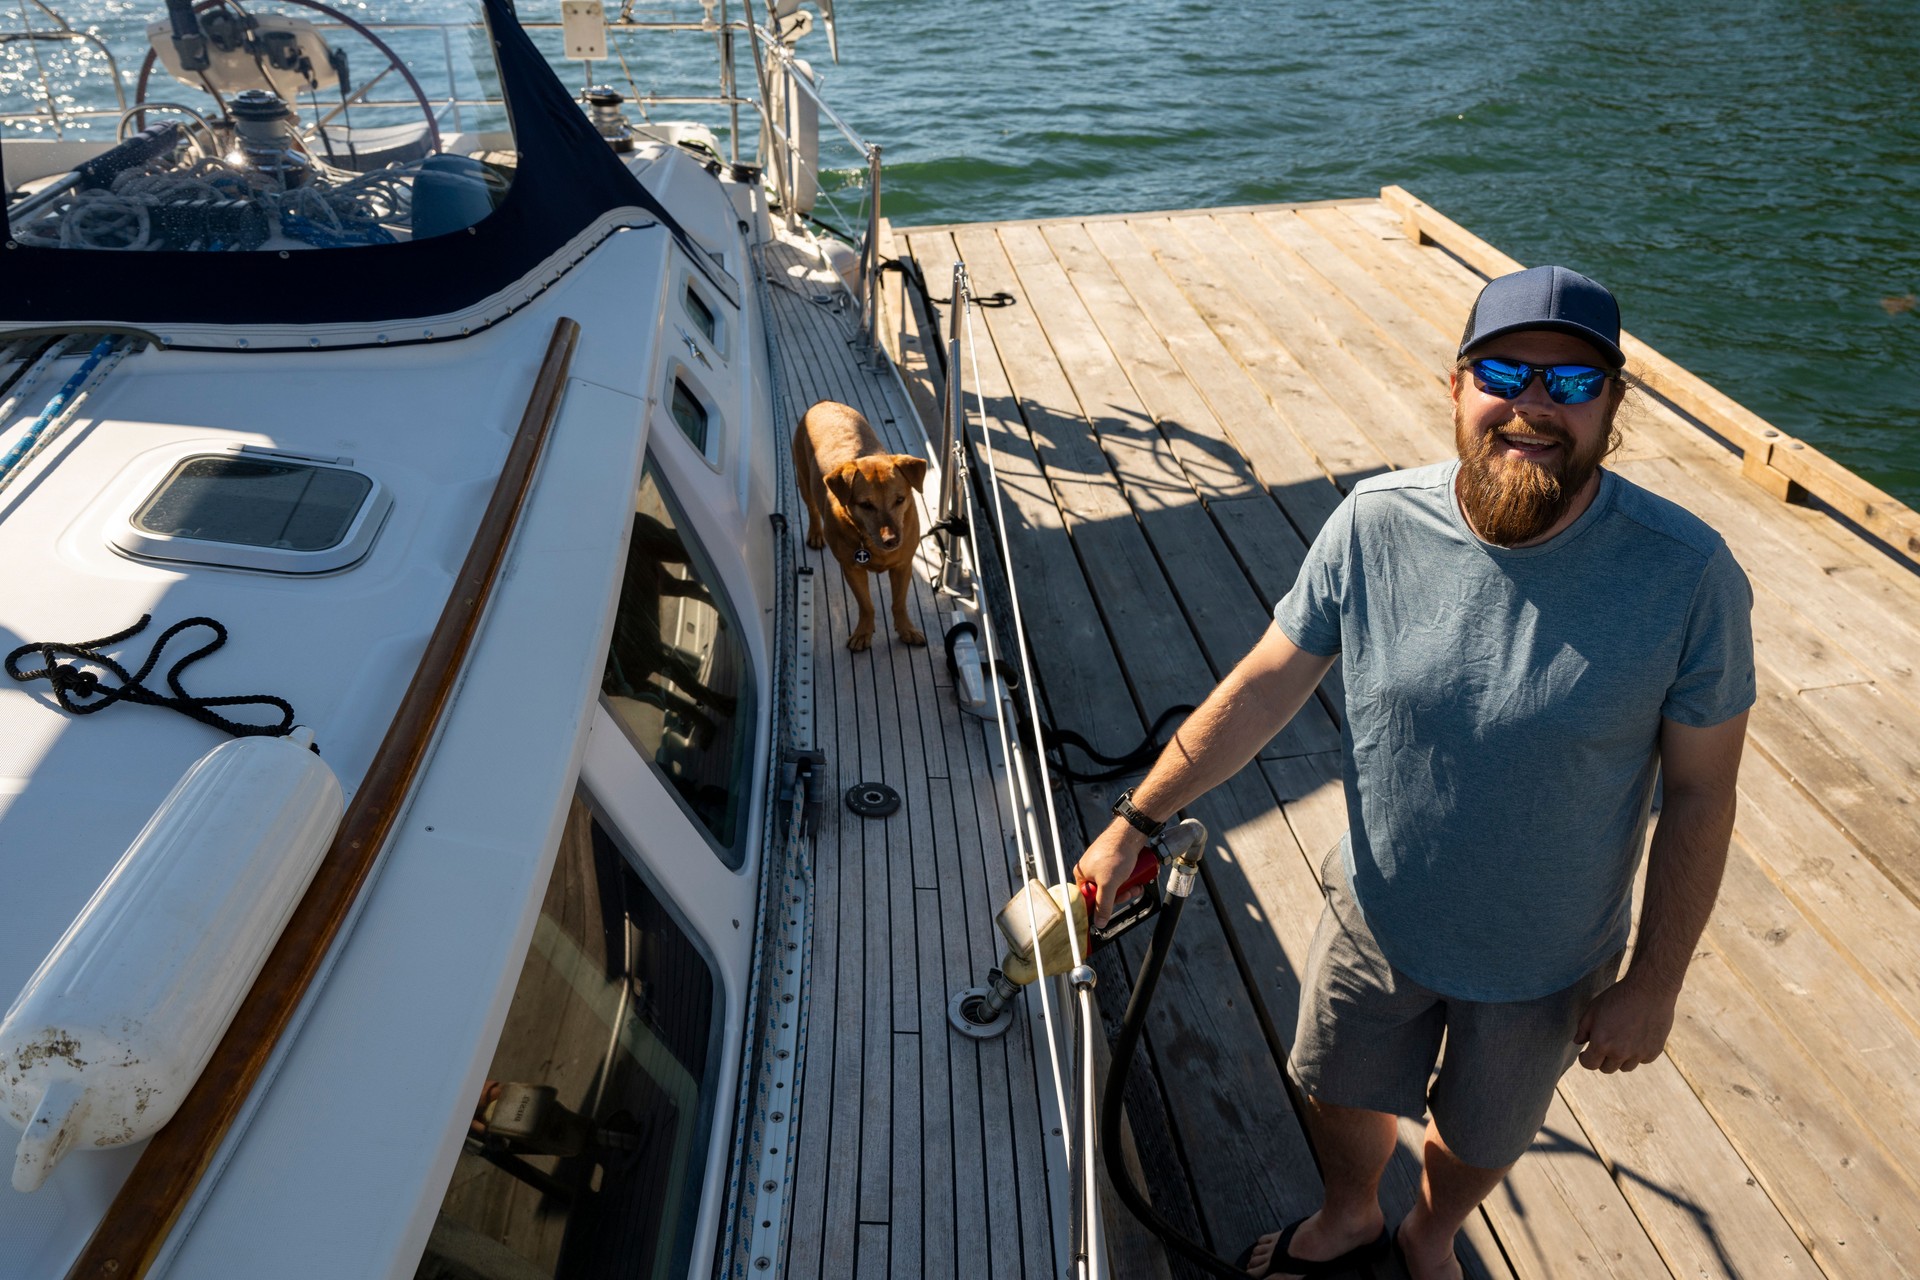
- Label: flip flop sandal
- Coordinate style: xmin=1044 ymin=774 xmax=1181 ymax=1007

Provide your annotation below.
xmin=1232 ymin=1218 xmax=1391 ymax=1278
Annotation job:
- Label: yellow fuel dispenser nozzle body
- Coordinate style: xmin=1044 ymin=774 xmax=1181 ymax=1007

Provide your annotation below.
xmin=946 ymin=818 xmax=1206 ymax=1038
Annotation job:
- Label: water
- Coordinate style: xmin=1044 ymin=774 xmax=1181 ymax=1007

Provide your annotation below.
xmin=6 ymin=1 xmax=1915 ymax=505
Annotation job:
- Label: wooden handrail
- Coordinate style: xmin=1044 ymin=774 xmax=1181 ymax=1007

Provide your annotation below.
xmin=65 ymin=315 xmax=582 ymax=1280
xmin=1380 ymin=185 xmax=1920 ymax=564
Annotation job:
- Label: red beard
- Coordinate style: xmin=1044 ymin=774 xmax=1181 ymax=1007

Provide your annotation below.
xmin=1454 ymin=409 xmax=1610 ymax=546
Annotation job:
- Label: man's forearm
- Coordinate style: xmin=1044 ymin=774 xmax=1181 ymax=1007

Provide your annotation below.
xmin=1627 ymin=784 xmax=1736 ymax=992
xmin=1074 ymin=626 xmax=1334 ymax=920
xmin=1125 ymin=630 xmax=1333 ymax=826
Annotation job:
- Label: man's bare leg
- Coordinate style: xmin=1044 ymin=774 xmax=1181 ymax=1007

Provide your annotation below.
xmin=1243 ymin=1097 xmax=1395 ymax=1276
xmin=1395 ymin=1121 xmax=1511 ymax=1280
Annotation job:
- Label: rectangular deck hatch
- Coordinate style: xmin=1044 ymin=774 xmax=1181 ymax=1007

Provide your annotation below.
xmin=115 ymin=449 xmax=391 ymax=573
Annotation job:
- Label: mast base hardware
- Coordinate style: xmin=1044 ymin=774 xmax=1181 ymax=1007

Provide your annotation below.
xmin=844 ymin=781 xmax=899 ymax=818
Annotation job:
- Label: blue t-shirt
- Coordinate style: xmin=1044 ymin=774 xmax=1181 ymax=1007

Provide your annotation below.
xmin=1273 ymin=461 xmax=1755 ymax=1001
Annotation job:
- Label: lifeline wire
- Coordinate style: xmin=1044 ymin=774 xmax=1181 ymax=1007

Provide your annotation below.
xmin=937 ymin=298 xmax=1075 ymax=1182
xmin=945 ymin=384 xmax=1076 ymax=1137
xmin=956 ymin=276 xmax=1104 ymax=1279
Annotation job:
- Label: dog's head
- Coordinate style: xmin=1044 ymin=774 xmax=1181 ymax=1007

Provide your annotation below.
xmin=824 ymin=454 xmax=928 ymax=553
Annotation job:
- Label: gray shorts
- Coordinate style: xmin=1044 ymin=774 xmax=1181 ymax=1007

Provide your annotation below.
xmin=1290 ymin=846 xmax=1623 ymax=1170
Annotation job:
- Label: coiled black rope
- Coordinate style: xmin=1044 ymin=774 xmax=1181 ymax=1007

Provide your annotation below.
xmin=881 ymin=255 xmax=1015 ymax=308
xmin=6 ymin=614 xmax=298 ymax=739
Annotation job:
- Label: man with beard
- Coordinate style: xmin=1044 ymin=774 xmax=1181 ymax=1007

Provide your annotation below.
xmin=1074 ymin=266 xmax=1754 ymax=1280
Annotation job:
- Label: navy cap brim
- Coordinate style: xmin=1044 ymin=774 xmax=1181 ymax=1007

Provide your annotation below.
xmin=1459 ymin=319 xmax=1625 ymax=369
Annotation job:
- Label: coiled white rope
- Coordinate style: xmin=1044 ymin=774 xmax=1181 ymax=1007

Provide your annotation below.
xmin=12 ymin=154 xmax=431 ymax=251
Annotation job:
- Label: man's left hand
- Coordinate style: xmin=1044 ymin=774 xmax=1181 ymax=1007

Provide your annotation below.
xmin=1574 ymin=973 xmax=1679 ymax=1073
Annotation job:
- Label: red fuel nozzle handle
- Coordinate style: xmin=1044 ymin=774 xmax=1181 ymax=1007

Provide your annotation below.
xmin=1081 ymin=847 xmax=1160 ymax=909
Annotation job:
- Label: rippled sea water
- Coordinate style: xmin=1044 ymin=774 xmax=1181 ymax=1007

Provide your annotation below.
xmin=7 ymin=1 xmax=1916 ymax=504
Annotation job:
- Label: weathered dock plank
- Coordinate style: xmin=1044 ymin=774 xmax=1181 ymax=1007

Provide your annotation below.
xmin=868 ymin=190 xmax=1920 ymax=1280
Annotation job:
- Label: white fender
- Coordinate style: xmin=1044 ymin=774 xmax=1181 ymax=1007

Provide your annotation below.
xmin=1 ymin=728 xmax=342 ymax=1192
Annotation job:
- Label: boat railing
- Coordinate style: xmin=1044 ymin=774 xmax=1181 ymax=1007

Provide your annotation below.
xmin=935 ymin=258 xmax=1106 ymax=1278
xmin=747 ymin=28 xmax=887 ymax=360
xmin=0 ymin=26 xmax=128 ymax=136
xmin=0 ymin=3 xmax=890 ymax=354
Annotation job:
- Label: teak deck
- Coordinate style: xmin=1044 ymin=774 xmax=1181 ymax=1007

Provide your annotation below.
xmin=883 ymin=193 xmax=1920 ymax=1280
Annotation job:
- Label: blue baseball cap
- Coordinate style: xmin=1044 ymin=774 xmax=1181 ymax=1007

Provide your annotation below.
xmin=1458 ymin=265 xmax=1624 ymax=369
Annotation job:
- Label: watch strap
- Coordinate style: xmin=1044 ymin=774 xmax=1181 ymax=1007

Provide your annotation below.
xmin=1111 ymin=787 xmax=1166 ymax=840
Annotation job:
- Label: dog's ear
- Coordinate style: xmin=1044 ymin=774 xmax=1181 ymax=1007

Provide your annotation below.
xmin=893 ymin=455 xmax=929 ymax=492
xmin=824 ymin=461 xmax=860 ymax=508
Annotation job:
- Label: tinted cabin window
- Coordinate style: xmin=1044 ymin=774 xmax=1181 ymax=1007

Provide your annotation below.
xmin=684 ymin=287 xmax=717 ymax=344
xmin=669 ymin=379 xmax=709 ymax=453
xmin=602 ymin=461 xmax=754 ymax=863
xmin=418 ymin=800 xmax=717 ymax=1280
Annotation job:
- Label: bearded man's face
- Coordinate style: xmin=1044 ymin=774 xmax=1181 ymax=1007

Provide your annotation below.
xmin=1451 ymin=332 xmax=1621 ymax=547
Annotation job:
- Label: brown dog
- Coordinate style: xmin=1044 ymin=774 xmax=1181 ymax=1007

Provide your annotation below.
xmin=792 ymin=400 xmax=929 ymax=652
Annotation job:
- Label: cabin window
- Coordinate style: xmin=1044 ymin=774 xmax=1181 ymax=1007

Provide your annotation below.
xmin=683 ymin=286 xmax=718 ymax=345
xmin=114 ymin=449 xmax=390 ymax=573
xmin=668 ymin=378 xmax=709 ymax=453
xmin=417 ymin=797 xmax=718 ymax=1280
xmin=601 ymin=460 xmax=755 ymax=865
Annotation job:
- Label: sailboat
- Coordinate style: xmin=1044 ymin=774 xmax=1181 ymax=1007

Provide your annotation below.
xmin=0 ymin=3 xmax=1105 ymax=1276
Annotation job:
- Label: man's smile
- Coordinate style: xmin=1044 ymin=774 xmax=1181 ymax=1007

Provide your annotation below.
xmin=1489 ymin=424 xmax=1571 ymax=463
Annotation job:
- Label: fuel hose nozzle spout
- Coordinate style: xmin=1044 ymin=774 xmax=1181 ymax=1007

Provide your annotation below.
xmin=946 ymin=818 xmax=1207 ymax=1038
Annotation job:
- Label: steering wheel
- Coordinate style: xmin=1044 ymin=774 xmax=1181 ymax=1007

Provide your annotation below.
xmin=131 ymin=0 xmax=443 ymax=159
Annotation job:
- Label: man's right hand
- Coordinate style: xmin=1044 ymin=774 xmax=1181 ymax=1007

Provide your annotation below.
xmin=1073 ymin=820 xmax=1151 ymax=928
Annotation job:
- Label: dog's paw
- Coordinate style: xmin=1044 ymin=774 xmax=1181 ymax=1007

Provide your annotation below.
xmin=847 ymin=627 xmax=874 ymax=652
xmin=896 ymin=624 xmax=927 ymax=646
xmin=806 ymin=525 xmax=825 ymax=549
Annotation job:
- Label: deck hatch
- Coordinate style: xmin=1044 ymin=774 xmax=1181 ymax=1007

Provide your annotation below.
xmin=116 ymin=450 xmax=390 ymax=573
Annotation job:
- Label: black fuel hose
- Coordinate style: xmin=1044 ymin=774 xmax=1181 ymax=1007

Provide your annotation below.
xmin=1100 ymin=888 xmax=1257 ymax=1280
xmin=1100 ymin=870 xmax=1370 ymax=1279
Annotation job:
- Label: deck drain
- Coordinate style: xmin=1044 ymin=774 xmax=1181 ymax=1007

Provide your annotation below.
xmin=845 ymin=782 xmax=900 ymax=818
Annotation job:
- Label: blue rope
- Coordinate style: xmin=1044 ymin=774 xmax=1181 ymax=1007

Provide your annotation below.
xmin=0 ymin=337 xmax=117 ymax=486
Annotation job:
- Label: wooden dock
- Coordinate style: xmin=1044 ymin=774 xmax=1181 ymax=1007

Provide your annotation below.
xmin=871 ymin=189 xmax=1920 ymax=1280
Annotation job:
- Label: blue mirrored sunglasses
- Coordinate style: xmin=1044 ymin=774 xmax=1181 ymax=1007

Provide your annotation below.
xmin=1469 ymin=357 xmax=1614 ymax=406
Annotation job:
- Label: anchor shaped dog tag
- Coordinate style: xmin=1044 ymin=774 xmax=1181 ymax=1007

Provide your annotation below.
xmin=854 ymin=547 xmax=870 ymax=564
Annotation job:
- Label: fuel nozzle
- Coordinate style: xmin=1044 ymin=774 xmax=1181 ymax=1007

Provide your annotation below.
xmin=946 ymin=818 xmax=1206 ymax=1038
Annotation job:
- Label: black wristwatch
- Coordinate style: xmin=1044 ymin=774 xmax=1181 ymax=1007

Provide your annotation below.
xmin=1110 ymin=787 xmax=1166 ymax=841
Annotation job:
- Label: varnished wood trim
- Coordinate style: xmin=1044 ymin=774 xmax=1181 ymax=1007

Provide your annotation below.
xmin=65 ymin=315 xmax=582 ymax=1280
